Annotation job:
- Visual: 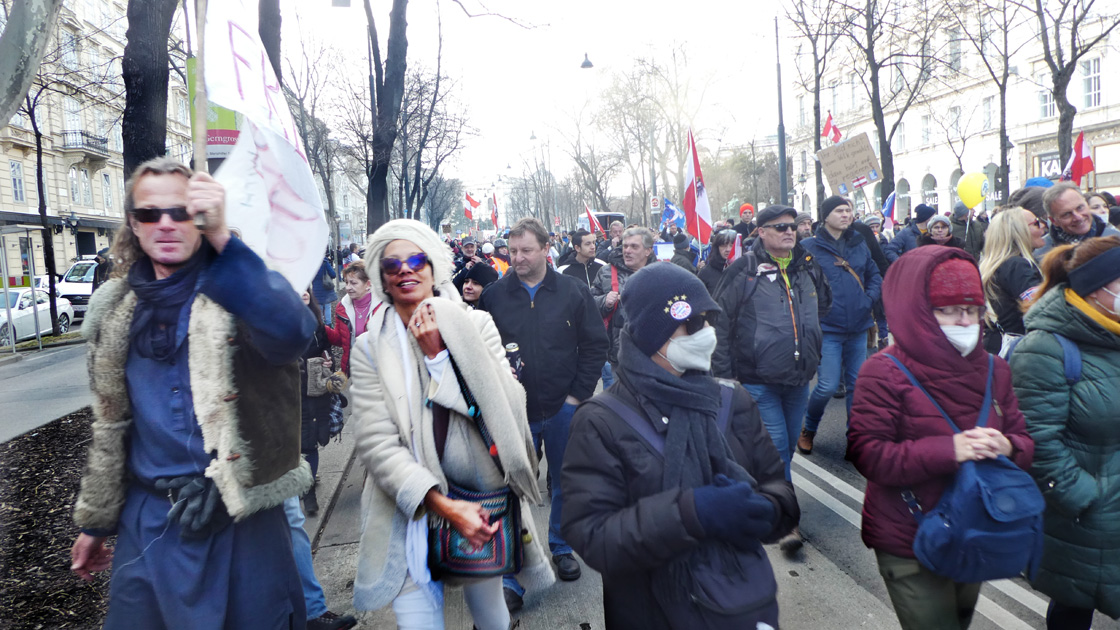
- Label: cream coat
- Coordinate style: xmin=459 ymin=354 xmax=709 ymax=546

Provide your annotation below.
xmin=350 ymin=296 xmax=554 ymax=611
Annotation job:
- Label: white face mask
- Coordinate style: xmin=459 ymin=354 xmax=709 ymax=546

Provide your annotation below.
xmin=1095 ymin=286 xmax=1120 ymax=317
xmin=940 ymin=324 xmax=980 ymax=356
xmin=658 ymin=326 xmax=718 ymax=373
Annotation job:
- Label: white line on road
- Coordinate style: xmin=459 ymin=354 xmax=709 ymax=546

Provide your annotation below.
xmin=793 ymin=465 xmax=1047 ymax=629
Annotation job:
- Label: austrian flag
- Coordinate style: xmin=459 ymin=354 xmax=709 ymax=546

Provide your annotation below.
xmin=822 ymin=111 xmax=842 ymax=143
xmin=1062 ymin=131 xmax=1095 ymax=185
xmin=682 ymin=128 xmax=713 ymax=244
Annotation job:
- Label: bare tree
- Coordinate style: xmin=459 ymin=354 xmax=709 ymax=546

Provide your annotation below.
xmin=925 ymin=100 xmax=982 ymax=176
xmin=562 ymin=106 xmax=621 ymax=217
xmin=422 ymin=174 xmax=462 ymax=231
xmin=0 ymin=0 xmax=65 ymax=126
xmin=1018 ymin=0 xmax=1120 ymax=164
xmin=787 ymin=0 xmax=844 ymax=204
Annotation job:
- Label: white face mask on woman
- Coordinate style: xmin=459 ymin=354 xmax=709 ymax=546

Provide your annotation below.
xmin=1095 ymin=286 xmax=1120 ymax=317
xmin=940 ymin=324 xmax=980 ymax=356
xmin=658 ymin=327 xmax=718 ymax=372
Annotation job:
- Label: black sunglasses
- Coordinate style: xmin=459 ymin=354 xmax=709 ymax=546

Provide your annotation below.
xmin=130 ymin=206 xmax=191 ymax=223
xmin=684 ymin=312 xmax=712 ymax=335
xmin=762 ymin=223 xmax=797 ymax=233
xmin=380 ymin=252 xmax=430 ymax=275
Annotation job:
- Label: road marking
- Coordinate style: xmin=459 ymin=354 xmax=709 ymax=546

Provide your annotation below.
xmin=793 ymin=466 xmax=1048 ymax=628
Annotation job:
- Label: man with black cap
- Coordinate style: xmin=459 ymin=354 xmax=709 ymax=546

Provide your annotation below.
xmin=670 ymin=232 xmax=697 ymax=273
xmin=562 ymin=262 xmax=798 ymax=630
xmin=798 ymin=196 xmax=882 ymax=457
xmin=453 ymin=236 xmax=482 ymax=276
xmin=795 ymin=212 xmax=815 ymax=242
xmin=712 ymin=203 xmax=830 ymax=553
xmin=885 ymin=203 xmax=936 ymax=262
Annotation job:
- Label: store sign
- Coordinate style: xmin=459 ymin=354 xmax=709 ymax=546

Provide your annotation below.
xmin=1037 ymin=152 xmax=1062 ymax=179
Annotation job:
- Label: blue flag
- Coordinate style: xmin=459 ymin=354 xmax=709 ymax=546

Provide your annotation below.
xmin=660 ymin=198 xmax=686 ymax=231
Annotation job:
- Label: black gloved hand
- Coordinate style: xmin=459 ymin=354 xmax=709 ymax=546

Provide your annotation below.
xmin=692 ymin=474 xmax=776 ymax=542
xmin=157 ymin=476 xmax=232 ymax=540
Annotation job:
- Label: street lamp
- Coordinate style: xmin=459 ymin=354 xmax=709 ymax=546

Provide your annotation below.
xmin=63 ymin=211 xmax=80 ymax=236
xmin=581 ymin=53 xmax=593 ymax=69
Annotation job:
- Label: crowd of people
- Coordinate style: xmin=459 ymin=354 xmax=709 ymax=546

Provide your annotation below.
xmin=68 ymin=155 xmax=1120 ymax=630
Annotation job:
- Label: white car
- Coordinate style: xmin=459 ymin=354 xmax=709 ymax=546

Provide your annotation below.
xmin=1 ymin=288 xmax=75 ymax=346
xmin=56 ymin=259 xmax=98 ymax=318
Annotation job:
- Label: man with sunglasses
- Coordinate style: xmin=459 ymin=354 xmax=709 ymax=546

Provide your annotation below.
xmin=70 ymin=158 xmax=319 ymax=628
xmin=712 ymin=204 xmax=831 ymax=554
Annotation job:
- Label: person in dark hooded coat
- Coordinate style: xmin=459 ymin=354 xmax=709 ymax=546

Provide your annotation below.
xmin=562 ymin=263 xmax=798 ymax=630
xmin=847 ymin=246 xmax=1035 ymax=630
xmin=697 ymin=229 xmax=736 ymax=295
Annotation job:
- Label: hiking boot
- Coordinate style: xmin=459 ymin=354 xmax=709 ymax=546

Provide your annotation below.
xmin=307 ymin=611 xmax=357 ymax=630
xmin=553 ymin=553 xmax=582 ymax=581
xmin=303 ymin=486 xmax=319 ymax=517
xmin=779 ymin=527 xmax=804 ymax=556
xmin=503 ymin=586 xmax=524 ymax=614
xmin=797 ymin=429 xmax=816 ymax=455
xmin=832 ymin=383 xmax=846 ymax=399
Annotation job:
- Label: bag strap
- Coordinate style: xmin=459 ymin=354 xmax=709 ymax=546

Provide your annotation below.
xmin=883 ymin=353 xmax=993 ymax=432
xmin=1052 ymin=333 xmax=1082 ymax=385
xmin=834 ymin=256 xmax=865 ymax=291
xmin=447 ymin=356 xmax=506 ymax=477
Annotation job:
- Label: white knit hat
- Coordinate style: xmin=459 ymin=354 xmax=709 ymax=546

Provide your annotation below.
xmin=363 ymin=219 xmax=459 ymax=302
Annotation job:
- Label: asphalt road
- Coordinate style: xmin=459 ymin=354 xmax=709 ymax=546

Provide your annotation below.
xmin=0 ymin=328 xmax=92 ymax=443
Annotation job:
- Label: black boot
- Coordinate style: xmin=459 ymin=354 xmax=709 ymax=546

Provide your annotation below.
xmin=303 ymin=486 xmax=319 ymax=517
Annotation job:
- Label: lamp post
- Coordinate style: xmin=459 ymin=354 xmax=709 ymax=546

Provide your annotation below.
xmin=775 ymin=17 xmax=788 ymax=209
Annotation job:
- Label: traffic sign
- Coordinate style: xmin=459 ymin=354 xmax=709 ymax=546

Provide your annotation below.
xmin=651 ymin=196 xmax=661 ymax=210
xmin=554 ymin=216 xmax=561 ymax=226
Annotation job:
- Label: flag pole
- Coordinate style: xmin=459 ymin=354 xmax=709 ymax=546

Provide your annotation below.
xmin=191 ymin=0 xmax=210 ymax=229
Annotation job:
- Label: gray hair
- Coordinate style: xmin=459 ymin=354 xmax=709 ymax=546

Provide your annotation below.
xmin=1042 ymin=182 xmax=1084 ymax=217
xmin=622 ymin=226 xmax=653 ymax=249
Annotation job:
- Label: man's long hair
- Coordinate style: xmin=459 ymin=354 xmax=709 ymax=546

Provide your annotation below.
xmin=108 ymin=157 xmax=194 ymax=279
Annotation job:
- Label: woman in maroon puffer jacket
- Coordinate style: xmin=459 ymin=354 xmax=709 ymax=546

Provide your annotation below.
xmin=847 ymin=246 xmax=1035 ymax=630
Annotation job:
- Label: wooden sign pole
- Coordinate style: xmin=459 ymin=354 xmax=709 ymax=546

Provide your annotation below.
xmin=191 ymin=0 xmax=209 ymax=229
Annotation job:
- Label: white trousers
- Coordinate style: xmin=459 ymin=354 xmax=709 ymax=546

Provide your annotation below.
xmin=392 ymin=577 xmax=510 ymax=630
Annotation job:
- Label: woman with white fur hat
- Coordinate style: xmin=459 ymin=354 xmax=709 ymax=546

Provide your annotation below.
xmin=348 ymin=220 xmax=552 ymax=629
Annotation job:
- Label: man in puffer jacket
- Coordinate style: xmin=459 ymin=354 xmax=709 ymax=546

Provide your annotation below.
xmin=885 ymin=203 xmax=936 ymax=262
xmin=798 ymin=196 xmax=882 ymax=454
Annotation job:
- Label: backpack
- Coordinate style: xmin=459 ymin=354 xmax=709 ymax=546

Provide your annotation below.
xmin=884 ymin=353 xmax=1045 ymax=584
xmin=1004 ymin=331 xmax=1082 ymax=385
xmin=587 ymin=381 xmax=780 ymax=630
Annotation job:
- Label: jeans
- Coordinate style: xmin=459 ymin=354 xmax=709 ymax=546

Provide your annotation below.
xmin=804 ymin=330 xmax=868 ymax=433
xmin=503 ymin=402 xmax=576 ymax=596
xmin=283 ymin=497 xmax=327 ymax=620
xmin=319 ymin=299 xmax=334 ymax=325
xmin=742 ymin=383 xmax=810 ymax=482
xmin=1046 ymin=600 xmax=1095 ymax=630
xmin=392 ymin=578 xmax=509 ymax=630
xmin=600 ymin=362 xmax=614 ymax=389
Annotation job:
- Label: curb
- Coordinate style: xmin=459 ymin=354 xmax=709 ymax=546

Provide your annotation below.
xmin=311 ymin=441 xmax=358 ymax=551
xmin=6 ymin=337 xmax=88 ymax=355
xmin=0 ymin=354 xmax=23 ymax=367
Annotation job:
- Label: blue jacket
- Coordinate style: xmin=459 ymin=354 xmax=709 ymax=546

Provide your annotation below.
xmin=800 ymin=227 xmax=881 ymax=334
xmin=312 ymin=257 xmax=337 ymax=303
xmin=884 ymin=223 xmax=922 ymax=263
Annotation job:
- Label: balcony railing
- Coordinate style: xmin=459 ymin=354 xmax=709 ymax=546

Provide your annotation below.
xmin=61 ymin=130 xmax=109 ymax=154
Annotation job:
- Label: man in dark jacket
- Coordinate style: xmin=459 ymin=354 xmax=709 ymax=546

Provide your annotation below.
xmin=311 ymin=249 xmax=337 ymax=324
xmin=885 ymin=203 xmax=936 ymax=262
xmin=595 ymin=220 xmax=625 ymax=261
xmin=712 ymin=205 xmax=829 ymax=552
xmin=669 ymin=232 xmax=696 ymax=273
xmin=732 ymin=203 xmax=757 ymax=241
xmin=592 ymin=226 xmax=656 ymax=368
xmin=562 ymin=262 xmax=798 ymax=630
xmin=557 ymin=229 xmax=605 ymax=289
xmin=950 ymin=201 xmax=987 ymax=259
xmin=798 ymin=196 xmax=882 ymax=454
xmin=477 ymin=217 xmax=608 ymax=607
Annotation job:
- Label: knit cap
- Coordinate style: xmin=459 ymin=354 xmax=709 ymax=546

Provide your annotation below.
xmin=739 ymin=203 xmax=755 ymax=218
xmin=673 ymin=232 xmax=690 ymax=250
xmin=927 ymin=215 xmax=952 ymax=231
xmin=622 ymin=262 xmax=721 ymax=356
xmin=862 ymin=215 xmax=882 ymax=227
xmin=819 ymin=196 xmax=850 ymax=221
xmin=914 ymin=204 xmax=936 ymax=224
xmin=928 ymin=257 xmax=983 ymax=307
xmin=795 ymin=212 xmax=813 ymax=226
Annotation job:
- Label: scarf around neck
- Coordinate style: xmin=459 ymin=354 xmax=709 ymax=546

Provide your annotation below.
xmin=1051 ymin=214 xmax=1107 ymax=246
xmin=127 ymin=244 xmax=208 ymax=361
xmin=616 ymin=329 xmax=723 ymax=490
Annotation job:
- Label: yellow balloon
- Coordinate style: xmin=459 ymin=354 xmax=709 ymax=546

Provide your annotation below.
xmin=957 ymin=172 xmax=990 ymax=210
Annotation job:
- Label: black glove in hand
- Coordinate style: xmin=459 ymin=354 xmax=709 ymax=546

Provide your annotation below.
xmin=692 ymin=474 xmax=776 ymax=542
xmin=157 ymin=476 xmax=232 ymax=540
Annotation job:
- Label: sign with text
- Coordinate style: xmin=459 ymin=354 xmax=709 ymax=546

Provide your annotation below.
xmin=816 ymin=132 xmax=882 ymax=197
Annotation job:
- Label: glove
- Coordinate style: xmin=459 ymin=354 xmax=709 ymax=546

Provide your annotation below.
xmin=692 ymin=474 xmax=776 ymax=542
xmin=157 ymin=476 xmax=232 ymax=540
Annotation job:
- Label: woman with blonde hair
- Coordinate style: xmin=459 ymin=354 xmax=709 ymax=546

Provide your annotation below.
xmin=348 ymin=219 xmax=553 ymax=630
xmin=979 ymin=207 xmax=1047 ymax=355
xmin=1010 ymin=236 xmax=1120 ymax=628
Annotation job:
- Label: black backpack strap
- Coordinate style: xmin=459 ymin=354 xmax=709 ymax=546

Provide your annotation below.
xmin=592 ymin=392 xmax=666 ymax=454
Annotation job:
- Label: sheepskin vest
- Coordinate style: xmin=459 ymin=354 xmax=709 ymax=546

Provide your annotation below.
xmin=74 ymin=278 xmax=311 ymax=531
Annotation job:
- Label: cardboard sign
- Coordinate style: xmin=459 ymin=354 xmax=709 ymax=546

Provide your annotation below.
xmin=654 ymin=242 xmax=675 ymax=262
xmin=816 ymin=132 xmax=882 ymax=196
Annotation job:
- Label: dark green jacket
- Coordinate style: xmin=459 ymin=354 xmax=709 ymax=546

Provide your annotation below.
xmin=1009 ymin=285 xmax=1120 ymax=617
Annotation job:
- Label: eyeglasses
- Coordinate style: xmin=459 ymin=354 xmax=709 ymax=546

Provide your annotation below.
xmin=933 ymin=305 xmax=985 ymax=318
xmin=379 ymin=252 xmax=429 ymax=275
xmin=1029 ymin=219 xmax=1048 ymax=229
xmin=762 ymin=223 xmax=797 ymax=233
xmin=684 ymin=312 xmax=712 ymax=335
xmin=130 ymin=206 xmax=191 ymax=223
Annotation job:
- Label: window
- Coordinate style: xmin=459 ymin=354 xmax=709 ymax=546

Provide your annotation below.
xmin=801 ymin=150 xmax=808 ymax=174
xmin=894 ymin=123 xmax=906 ymax=152
xmin=177 ymin=95 xmax=189 ymax=124
xmin=1039 ymin=88 xmax=1056 ymax=119
xmin=830 ymin=80 xmax=839 ymax=116
xmin=62 ymin=30 xmax=80 ymax=69
xmin=982 ymin=96 xmax=994 ymax=130
xmin=8 ymin=110 xmax=27 ymax=128
xmin=893 ymin=66 xmax=905 ymax=94
xmin=1082 ymin=58 xmax=1100 ymax=108
xmin=89 ymin=47 xmax=102 ymax=78
xmin=921 ymin=115 xmax=931 ymax=145
xmin=798 ymin=95 xmax=806 ymax=127
xmin=948 ymin=29 xmax=962 ymax=71
xmin=949 ymin=106 xmax=962 ymax=137
xmin=19 ymin=238 xmax=30 ymax=274
xmin=110 ymin=121 xmax=123 ymax=152
xmin=93 ymin=108 xmax=106 ymax=137
xmin=10 ymin=161 xmax=26 ymax=203
xmin=849 ymin=73 xmax=859 ymax=111
xmin=102 ymin=172 xmax=113 ymax=209
xmin=81 ymin=168 xmax=93 ymax=205
xmin=69 ymin=167 xmax=80 ymax=203
xmin=63 ymin=96 xmax=81 ymax=131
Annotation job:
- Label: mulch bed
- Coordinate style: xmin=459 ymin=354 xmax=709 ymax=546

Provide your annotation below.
xmin=0 ymin=408 xmax=108 ymax=630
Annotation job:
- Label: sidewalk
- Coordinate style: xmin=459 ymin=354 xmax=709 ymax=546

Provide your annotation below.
xmin=309 ymin=437 xmax=899 ymax=629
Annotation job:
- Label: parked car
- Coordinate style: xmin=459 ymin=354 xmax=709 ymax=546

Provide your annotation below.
xmin=1 ymin=288 xmax=74 ymax=346
xmin=55 ymin=259 xmax=97 ymax=319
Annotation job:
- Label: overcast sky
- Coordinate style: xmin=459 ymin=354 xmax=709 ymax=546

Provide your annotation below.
xmin=278 ymin=0 xmax=792 ymax=200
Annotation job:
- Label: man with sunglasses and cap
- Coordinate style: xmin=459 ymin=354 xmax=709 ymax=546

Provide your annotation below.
xmin=70 ymin=158 xmax=318 ymax=628
xmin=712 ymin=204 xmax=830 ymax=555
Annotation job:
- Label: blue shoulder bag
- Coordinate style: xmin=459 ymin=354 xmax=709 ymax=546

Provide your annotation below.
xmin=884 ymin=353 xmax=1045 ymax=584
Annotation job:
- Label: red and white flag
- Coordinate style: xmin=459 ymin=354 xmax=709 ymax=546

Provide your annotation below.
xmin=491 ymin=193 xmax=499 ymax=229
xmin=466 ymin=193 xmax=481 ymax=209
xmin=726 ymin=233 xmax=744 ymax=264
xmin=1061 ymin=131 xmax=1095 ymax=185
xmin=464 ymin=206 xmax=472 ymax=220
xmin=682 ymin=128 xmax=713 ymax=244
xmin=822 ymin=111 xmax=842 ymax=143
xmin=585 ymin=203 xmax=605 ymax=235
